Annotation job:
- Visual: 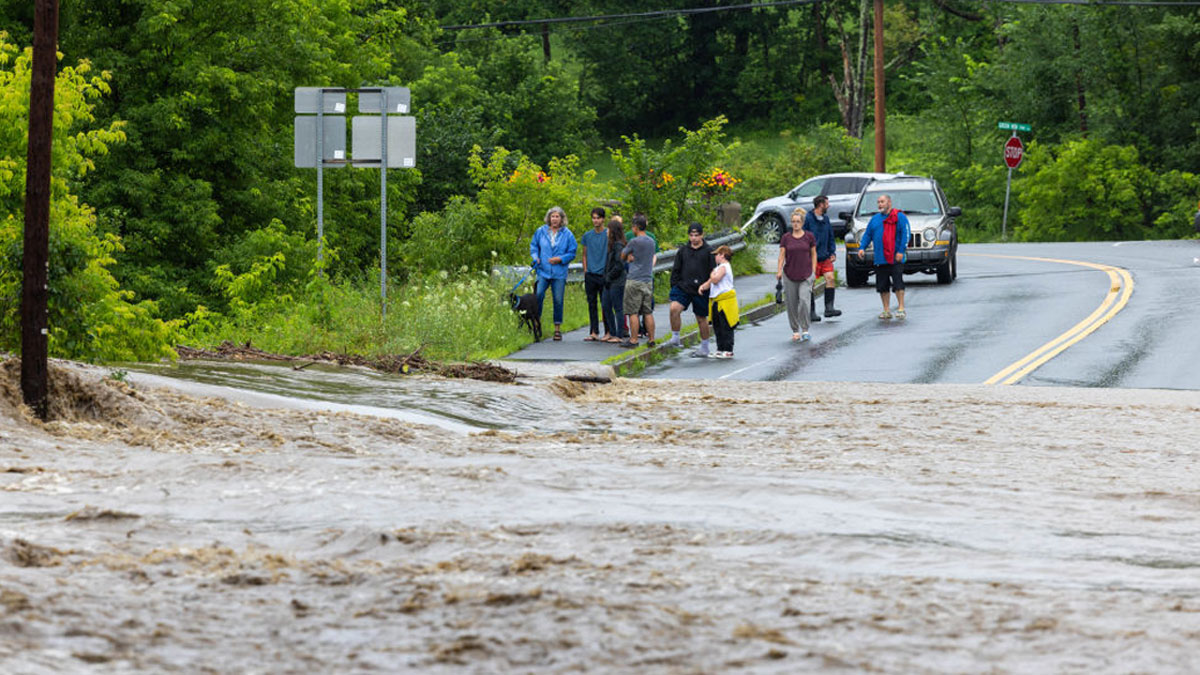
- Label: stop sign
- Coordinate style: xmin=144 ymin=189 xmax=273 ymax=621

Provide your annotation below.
xmin=1004 ymin=136 xmax=1024 ymax=169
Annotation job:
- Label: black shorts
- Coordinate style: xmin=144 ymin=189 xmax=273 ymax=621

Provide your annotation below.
xmin=669 ymin=287 xmax=708 ymax=317
xmin=875 ymin=263 xmax=905 ymax=293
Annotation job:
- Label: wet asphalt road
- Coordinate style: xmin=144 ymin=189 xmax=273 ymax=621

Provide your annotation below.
xmin=645 ymin=240 xmax=1200 ymax=389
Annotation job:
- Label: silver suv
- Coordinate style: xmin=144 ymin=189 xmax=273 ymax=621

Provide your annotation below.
xmin=743 ymin=172 xmax=895 ymax=242
xmin=842 ymin=176 xmax=962 ymax=287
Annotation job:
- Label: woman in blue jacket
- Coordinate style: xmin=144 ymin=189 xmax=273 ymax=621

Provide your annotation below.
xmin=530 ymin=206 xmax=577 ymax=340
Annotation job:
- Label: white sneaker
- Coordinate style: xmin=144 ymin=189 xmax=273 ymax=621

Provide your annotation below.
xmin=667 ymin=335 xmax=682 ymax=348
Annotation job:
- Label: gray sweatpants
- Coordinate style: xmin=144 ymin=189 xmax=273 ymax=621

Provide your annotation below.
xmin=783 ymin=276 xmax=812 ymax=333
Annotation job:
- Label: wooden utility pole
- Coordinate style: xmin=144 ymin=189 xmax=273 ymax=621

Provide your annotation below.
xmin=22 ymin=0 xmax=59 ymax=421
xmin=873 ymin=0 xmax=886 ymax=172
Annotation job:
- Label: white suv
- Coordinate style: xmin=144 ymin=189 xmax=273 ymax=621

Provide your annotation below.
xmin=743 ymin=172 xmax=895 ymax=242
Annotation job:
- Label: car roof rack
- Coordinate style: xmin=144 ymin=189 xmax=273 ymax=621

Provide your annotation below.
xmin=877 ymin=175 xmax=929 ymax=182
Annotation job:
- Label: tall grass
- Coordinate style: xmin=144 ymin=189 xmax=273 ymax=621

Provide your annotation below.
xmin=184 ymin=273 xmax=593 ymax=362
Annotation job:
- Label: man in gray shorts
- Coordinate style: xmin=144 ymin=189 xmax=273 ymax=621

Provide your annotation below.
xmin=619 ymin=213 xmax=657 ymax=348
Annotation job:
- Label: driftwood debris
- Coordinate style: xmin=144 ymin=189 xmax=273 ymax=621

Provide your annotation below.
xmin=175 ymin=341 xmax=517 ymax=383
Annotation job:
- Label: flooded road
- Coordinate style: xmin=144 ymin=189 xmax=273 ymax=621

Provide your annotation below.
xmin=126 ymin=360 xmax=582 ymax=433
xmin=2 ymin=360 xmax=1199 ymax=672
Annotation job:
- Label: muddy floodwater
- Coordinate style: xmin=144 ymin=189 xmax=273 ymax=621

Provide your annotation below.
xmin=2 ymin=359 xmax=1199 ymax=673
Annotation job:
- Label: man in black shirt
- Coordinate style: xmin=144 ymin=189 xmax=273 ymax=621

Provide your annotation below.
xmin=667 ymin=222 xmax=716 ymax=357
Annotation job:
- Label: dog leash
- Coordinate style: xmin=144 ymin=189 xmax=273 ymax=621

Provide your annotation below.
xmin=508 ymin=267 xmax=534 ymax=295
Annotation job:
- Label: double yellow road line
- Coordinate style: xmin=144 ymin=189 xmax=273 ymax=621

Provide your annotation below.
xmin=966 ymin=254 xmax=1134 ymax=385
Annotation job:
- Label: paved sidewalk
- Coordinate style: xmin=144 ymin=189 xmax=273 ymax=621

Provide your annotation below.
xmin=503 ymin=269 xmax=788 ymax=362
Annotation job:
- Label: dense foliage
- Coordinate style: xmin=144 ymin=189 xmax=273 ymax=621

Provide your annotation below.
xmin=0 ymin=38 xmax=179 ymax=361
xmin=1 ymin=0 xmax=1199 ymax=361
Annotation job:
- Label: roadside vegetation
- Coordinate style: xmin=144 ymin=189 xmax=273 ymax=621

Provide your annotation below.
xmin=1 ymin=1 xmax=1197 ymax=363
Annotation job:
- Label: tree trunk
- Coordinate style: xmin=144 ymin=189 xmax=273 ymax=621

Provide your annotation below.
xmin=1072 ymin=23 xmax=1089 ymax=137
xmin=824 ymin=0 xmax=872 ymax=139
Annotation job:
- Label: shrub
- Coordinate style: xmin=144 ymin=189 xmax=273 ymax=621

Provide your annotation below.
xmin=726 ymin=124 xmax=864 ymax=211
xmin=610 ymin=116 xmax=734 ymax=245
xmin=1015 ymin=139 xmax=1196 ymax=241
xmin=462 ymin=146 xmax=601 ymax=268
xmin=0 ymin=39 xmax=179 ymax=362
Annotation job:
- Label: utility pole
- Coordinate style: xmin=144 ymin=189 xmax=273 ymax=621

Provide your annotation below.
xmin=873 ymin=0 xmax=886 ymax=172
xmin=22 ymin=0 xmax=59 ymax=421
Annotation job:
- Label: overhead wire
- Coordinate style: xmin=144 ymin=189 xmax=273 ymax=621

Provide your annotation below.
xmin=435 ymin=0 xmax=1200 ymax=47
xmin=439 ymin=0 xmax=824 ymax=32
xmin=439 ymin=13 xmax=685 ymax=46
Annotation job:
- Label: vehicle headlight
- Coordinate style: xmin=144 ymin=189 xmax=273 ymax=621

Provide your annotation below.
xmin=844 ymin=231 xmax=856 ymax=244
xmin=940 ymin=229 xmax=952 ymax=242
xmin=923 ymin=228 xmax=937 ymax=245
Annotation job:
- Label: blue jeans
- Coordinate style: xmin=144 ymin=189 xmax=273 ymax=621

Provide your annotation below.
xmin=536 ymin=277 xmax=566 ymax=325
xmin=603 ymin=282 xmax=626 ymax=338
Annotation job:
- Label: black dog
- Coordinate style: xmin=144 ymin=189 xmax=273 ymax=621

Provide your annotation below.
xmin=508 ymin=292 xmax=542 ymax=342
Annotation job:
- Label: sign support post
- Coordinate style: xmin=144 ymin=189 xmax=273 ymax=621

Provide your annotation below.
xmin=316 ymin=90 xmax=325 ymax=271
xmin=380 ymin=89 xmax=388 ymax=318
xmin=998 ymin=122 xmax=1030 ymax=241
xmin=295 ymin=86 xmax=413 ymax=318
xmin=1002 ymin=132 xmax=1014 ymax=242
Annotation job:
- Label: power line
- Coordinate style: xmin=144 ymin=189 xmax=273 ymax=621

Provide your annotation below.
xmin=981 ymin=0 xmax=1200 ymax=5
xmin=441 ymin=0 xmax=1200 ymax=33
xmin=437 ymin=0 xmax=1200 ymax=45
xmin=441 ymin=16 xmax=681 ymax=45
xmin=440 ymin=0 xmax=823 ymax=32
xmin=438 ymin=13 xmax=684 ymax=46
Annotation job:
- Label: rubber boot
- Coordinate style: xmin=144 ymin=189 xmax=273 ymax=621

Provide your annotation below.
xmin=809 ymin=294 xmax=822 ymax=323
xmin=824 ymin=287 xmax=843 ymax=317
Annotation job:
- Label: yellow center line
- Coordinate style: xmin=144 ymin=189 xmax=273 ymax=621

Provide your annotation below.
xmin=964 ymin=253 xmax=1135 ymax=385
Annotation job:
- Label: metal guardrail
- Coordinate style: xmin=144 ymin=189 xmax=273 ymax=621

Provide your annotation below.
xmin=496 ymin=230 xmax=747 ymax=286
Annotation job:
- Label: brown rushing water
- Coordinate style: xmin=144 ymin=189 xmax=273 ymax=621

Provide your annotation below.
xmin=2 ymin=360 xmax=1199 ymax=672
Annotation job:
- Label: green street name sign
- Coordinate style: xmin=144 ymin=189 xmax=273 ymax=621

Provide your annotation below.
xmin=998 ymin=121 xmax=1032 ymax=132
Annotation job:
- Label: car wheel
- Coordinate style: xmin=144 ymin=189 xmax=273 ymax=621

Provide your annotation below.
xmin=951 ymin=247 xmax=957 ymax=279
xmin=936 ymin=255 xmax=953 ymax=284
xmin=758 ymin=213 xmax=785 ymax=243
xmin=846 ymin=265 xmax=869 ymax=288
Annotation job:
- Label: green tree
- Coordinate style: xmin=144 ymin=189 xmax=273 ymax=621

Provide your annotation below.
xmin=13 ymin=0 xmax=427 ymax=316
xmin=0 ymin=38 xmax=178 ymax=361
xmin=1016 ymin=139 xmax=1156 ymax=241
xmin=610 ymin=116 xmax=733 ymax=244
xmin=452 ymin=30 xmax=597 ymax=163
xmin=461 ymin=145 xmax=600 ymax=268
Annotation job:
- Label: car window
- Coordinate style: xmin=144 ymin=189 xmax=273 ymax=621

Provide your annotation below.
xmin=793 ymin=178 xmax=826 ymax=199
xmin=857 ymin=190 xmax=941 ymax=216
xmin=824 ymin=177 xmax=861 ymax=196
xmin=895 ymin=191 xmax=940 ymax=215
